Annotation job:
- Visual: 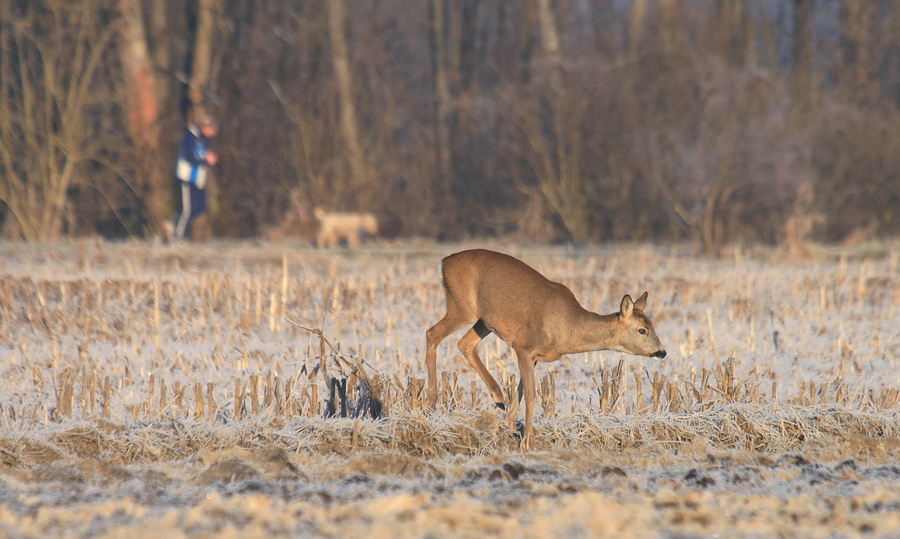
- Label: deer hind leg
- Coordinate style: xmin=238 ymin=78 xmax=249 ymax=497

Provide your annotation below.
xmin=457 ymin=320 xmax=505 ymax=409
xmin=425 ymin=303 xmax=473 ymax=409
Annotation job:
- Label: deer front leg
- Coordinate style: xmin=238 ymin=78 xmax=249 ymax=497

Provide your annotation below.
xmin=511 ymin=351 xmax=536 ymax=451
xmin=505 ymin=369 xmax=525 ymax=424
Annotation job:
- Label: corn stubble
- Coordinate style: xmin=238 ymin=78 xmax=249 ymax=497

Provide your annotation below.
xmin=0 ymin=242 xmax=897 ymax=458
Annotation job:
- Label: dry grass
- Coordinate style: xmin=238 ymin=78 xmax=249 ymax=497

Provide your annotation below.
xmin=0 ymin=240 xmax=897 ymax=459
xmin=2 ymin=402 xmax=897 ymax=467
xmin=0 ymin=239 xmax=899 ymax=537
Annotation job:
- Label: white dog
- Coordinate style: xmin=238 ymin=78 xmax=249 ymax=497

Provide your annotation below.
xmin=314 ymin=208 xmax=378 ymax=248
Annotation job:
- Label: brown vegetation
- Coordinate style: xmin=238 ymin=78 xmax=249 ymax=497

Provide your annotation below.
xmin=1 ymin=2 xmax=899 ymax=247
xmin=0 ymin=240 xmax=896 ymax=447
xmin=0 ymin=240 xmax=898 ymax=535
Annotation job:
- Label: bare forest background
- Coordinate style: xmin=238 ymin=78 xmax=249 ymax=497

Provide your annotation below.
xmin=1 ymin=0 xmax=898 ymax=253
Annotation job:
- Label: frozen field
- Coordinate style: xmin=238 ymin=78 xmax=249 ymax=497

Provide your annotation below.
xmin=0 ymin=239 xmax=898 ymax=537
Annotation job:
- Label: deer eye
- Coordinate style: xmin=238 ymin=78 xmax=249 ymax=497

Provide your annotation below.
xmin=638 ymin=328 xmax=648 ymax=335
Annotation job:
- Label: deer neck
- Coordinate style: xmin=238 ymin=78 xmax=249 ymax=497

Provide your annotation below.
xmin=561 ymin=309 xmax=620 ymax=355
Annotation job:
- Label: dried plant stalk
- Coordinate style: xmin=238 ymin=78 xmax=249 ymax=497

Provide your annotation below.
xmin=207 ymin=382 xmax=217 ymax=417
xmin=103 ymin=376 xmax=110 ymax=419
xmin=194 ymin=382 xmax=204 ymax=417
xmin=250 ymin=374 xmax=259 ymax=415
xmin=234 ymin=379 xmax=244 ymax=420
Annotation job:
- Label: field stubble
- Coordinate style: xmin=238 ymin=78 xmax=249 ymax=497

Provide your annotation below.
xmin=0 ymin=240 xmax=898 ymax=537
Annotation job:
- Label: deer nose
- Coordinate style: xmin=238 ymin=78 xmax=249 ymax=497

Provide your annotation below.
xmin=653 ymin=350 xmax=667 ymax=359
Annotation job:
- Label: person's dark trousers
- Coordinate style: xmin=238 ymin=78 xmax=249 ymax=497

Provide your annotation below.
xmin=174 ymin=181 xmax=208 ymax=240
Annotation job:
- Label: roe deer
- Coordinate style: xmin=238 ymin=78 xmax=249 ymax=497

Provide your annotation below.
xmin=425 ymin=249 xmax=666 ymax=450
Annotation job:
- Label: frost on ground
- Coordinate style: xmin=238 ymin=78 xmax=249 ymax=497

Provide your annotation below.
xmin=0 ymin=240 xmax=897 ymax=537
xmin=1 ymin=443 xmax=899 ymax=537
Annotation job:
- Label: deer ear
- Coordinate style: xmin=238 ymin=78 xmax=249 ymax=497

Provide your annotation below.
xmin=620 ymin=294 xmax=634 ymax=318
xmin=634 ymin=291 xmax=648 ymax=311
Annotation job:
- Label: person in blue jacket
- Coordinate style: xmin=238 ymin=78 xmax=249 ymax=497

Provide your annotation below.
xmin=174 ymin=114 xmax=218 ymax=240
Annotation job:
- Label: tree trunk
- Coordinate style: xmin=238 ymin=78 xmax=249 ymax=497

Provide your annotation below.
xmin=521 ymin=0 xmax=538 ymax=83
xmin=713 ymin=0 xmax=748 ymax=65
xmin=189 ymin=0 xmax=217 ymax=118
xmin=150 ymin=1 xmax=171 ymax=106
xmin=117 ymin=0 xmax=168 ymax=234
xmin=840 ymin=0 xmax=875 ymax=98
xmin=628 ymin=0 xmax=649 ymax=55
xmin=428 ymin=0 xmax=453 ymax=229
xmin=792 ymin=0 xmax=814 ymax=109
xmin=118 ymin=0 xmax=159 ymax=147
xmin=536 ymin=0 xmax=560 ymax=58
xmin=326 ymin=0 xmax=367 ymax=193
xmin=658 ymin=0 xmax=684 ymax=50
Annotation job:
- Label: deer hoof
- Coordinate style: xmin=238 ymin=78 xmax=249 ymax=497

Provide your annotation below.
xmin=510 ymin=420 xmax=525 ymax=440
xmin=519 ymin=432 xmax=533 ymax=452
